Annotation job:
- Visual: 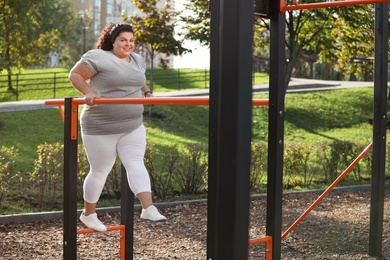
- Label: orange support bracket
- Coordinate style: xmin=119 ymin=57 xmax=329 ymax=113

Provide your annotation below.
xmin=280 ymin=0 xmax=390 ymax=12
xmin=248 ymin=236 xmax=273 ymax=260
xmin=77 ymin=225 xmax=126 ymax=260
xmin=70 ymin=100 xmax=78 ymax=140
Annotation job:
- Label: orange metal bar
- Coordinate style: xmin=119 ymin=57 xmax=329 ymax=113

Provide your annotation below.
xmin=76 ymin=225 xmax=125 ymax=235
xmin=57 ymin=105 xmax=64 ymax=122
xmin=248 ymin=236 xmax=273 ymax=260
xmin=280 ymin=0 xmax=390 ymax=11
xmin=45 ymin=97 xmax=269 ymax=107
xmin=281 ymin=142 xmax=373 ymax=240
xmin=77 ymin=225 xmax=126 ymax=260
xmin=120 ymin=226 xmax=125 ymax=260
xmin=70 ymin=100 xmax=78 ymax=141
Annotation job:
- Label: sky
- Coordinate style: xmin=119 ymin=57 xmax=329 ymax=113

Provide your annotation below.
xmin=173 ymin=42 xmax=210 ymax=69
xmin=173 ymin=0 xmax=210 ymax=69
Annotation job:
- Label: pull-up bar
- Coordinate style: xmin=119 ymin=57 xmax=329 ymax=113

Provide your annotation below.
xmin=280 ymin=0 xmax=390 ymax=11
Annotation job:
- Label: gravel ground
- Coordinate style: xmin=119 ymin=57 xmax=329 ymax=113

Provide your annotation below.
xmin=0 ymin=187 xmax=389 ymax=259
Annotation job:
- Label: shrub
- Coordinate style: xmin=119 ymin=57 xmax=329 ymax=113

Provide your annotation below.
xmin=284 ymin=143 xmax=314 ymax=189
xmin=250 ymin=142 xmax=268 ymax=193
xmin=0 ymin=146 xmax=18 ymax=204
xmin=145 ymin=143 xmax=180 ymax=199
xmin=174 ymin=143 xmax=208 ymax=195
xmin=29 ymin=143 xmax=63 ymax=208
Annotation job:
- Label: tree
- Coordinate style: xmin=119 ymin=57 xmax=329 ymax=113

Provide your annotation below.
xmin=128 ymin=0 xmax=189 ymax=70
xmin=180 ymin=0 xmax=210 ymax=46
xmin=179 ymin=0 xmax=378 ymax=92
xmin=0 ymin=0 xmax=76 ymax=89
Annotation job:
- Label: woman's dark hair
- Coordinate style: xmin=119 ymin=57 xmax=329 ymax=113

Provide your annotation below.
xmin=95 ymin=22 xmax=134 ymax=50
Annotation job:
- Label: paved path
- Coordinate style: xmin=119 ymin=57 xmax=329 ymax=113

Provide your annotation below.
xmin=0 ymin=78 xmax=374 ymax=112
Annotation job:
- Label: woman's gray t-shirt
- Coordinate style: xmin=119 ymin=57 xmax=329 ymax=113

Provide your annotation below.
xmin=79 ymin=49 xmax=146 ymax=135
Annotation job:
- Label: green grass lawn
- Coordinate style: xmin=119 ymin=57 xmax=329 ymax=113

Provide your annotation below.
xmin=0 ymin=87 xmax=378 ymax=175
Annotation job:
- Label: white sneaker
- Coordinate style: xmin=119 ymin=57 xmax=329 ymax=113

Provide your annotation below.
xmin=140 ymin=206 xmax=167 ymax=221
xmin=79 ymin=212 xmax=107 ymax=232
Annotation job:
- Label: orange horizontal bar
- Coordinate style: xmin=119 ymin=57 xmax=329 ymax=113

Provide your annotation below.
xmin=281 ymin=0 xmax=390 ymax=11
xmin=248 ymin=235 xmax=272 ymax=245
xmin=45 ymin=97 xmax=269 ymax=107
xmin=77 ymin=225 xmax=125 ymax=235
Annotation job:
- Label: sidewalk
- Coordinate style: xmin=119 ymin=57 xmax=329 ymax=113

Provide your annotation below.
xmin=0 ymin=78 xmax=374 ymax=112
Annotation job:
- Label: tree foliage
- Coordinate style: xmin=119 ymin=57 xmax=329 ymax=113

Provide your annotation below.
xmin=0 ymin=0 xmax=77 ymax=88
xmin=180 ymin=0 xmax=210 ymax=46
xmin=129 ymin=0 xmax=189 ymax=69
xmin=179 ymin=1 xmax=380 ymax=90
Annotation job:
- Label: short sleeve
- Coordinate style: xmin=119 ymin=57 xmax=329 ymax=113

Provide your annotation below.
xmin=81 ymin=50 xmax=99 ymax=74
xmin=130 ymin=52 xmax=146 ymax=72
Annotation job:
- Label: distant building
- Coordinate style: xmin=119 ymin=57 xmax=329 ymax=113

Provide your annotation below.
xmin=71 ymin=0 xmax=175 ymax=68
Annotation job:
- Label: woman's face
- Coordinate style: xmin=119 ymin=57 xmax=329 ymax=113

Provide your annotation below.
xmin=112 ymin=31 xmax=134 ymax=59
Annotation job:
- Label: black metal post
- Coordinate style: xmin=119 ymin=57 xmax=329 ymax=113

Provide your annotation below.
xmin=207 ymin=0 xmax=220 ymax=257
xmin=121 ymin=164 xmax=134 ymax=260
xmin=266 ymin=0 xmax=285 ymax=259
xmin=369 ymin=3 xmax=388 ymax=257
xmin=63 ymin=97 xmax=79 ymax=259
xmin=208 ymin=0 xmax=254 ymax=259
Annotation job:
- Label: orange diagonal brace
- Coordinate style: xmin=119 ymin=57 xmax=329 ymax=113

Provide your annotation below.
xmin=281 ymin=142 xmax=373 ymax=240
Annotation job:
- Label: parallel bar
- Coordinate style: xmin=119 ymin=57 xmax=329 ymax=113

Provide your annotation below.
xmin=45 ymin=97 xmax=269 ymax=107
xmin=280 ymin=0 xmax=390 ymax=11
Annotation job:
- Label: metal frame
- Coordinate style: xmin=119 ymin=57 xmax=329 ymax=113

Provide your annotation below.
xmin=62 ymin=98 xmax=134 ymax=259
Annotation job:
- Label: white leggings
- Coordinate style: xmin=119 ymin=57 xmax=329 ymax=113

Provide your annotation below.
xmin=82 ymin=125 xmax=151 ymax=204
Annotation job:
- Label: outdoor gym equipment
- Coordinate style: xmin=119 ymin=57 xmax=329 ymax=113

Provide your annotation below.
xmin=45 ymin=96 xmax=269 ymax=259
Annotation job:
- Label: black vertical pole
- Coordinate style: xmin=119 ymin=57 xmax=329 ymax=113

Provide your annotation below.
xmin=121 ymin=164 xmax=134 ymax=260
xmin=369 ymin=3 xmax=388 ymax=257
xmin=207 ymin=0 xmax=220 ymax=258
xmin=266 ymin=0 xmax=285 ymax=259
xmin=63 ymin=97 xmax=78 ymax=259
xmin=209 ymin=0 xmax=254 ymax=258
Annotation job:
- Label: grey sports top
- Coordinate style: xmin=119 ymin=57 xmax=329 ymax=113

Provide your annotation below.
xmin=79 ymin=49 xmax=146 ymax=135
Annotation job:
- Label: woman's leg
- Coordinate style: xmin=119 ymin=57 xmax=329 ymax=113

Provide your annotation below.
xmin=82 ymin=134 xmax=119 ymax=213
xmin=117 ymin=125 xmax=166 ymax=220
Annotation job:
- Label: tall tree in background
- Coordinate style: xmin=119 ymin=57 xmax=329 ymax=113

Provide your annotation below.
xmin=0 ymin=0 xmax=76 ymax=89
xmin=127 ymin=0 xmax=189 ymax=94
xmin=180 ymin=0 xmax=210 ymax=46
xmin=179 ymin=0 xmax=377 ymax=91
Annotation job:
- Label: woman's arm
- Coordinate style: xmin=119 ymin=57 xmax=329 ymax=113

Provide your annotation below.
xmin=141 ymin=85 xmax=154 ymax=97
xmin=69 ymin=61 xmax=99 ymax=105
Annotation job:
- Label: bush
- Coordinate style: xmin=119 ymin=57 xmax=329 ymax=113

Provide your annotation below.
xmin=174 ymin=143 xmax=208 ymax=195
xmin=145 ymin=143 xmax=180 ymax=199
xmin=29 ymin=143 xmax=63 ymax=208
xmin=0 ymin=146 xmax=18 ymax=204
xmin=250 ymin=142 xmax=268 ymax=193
